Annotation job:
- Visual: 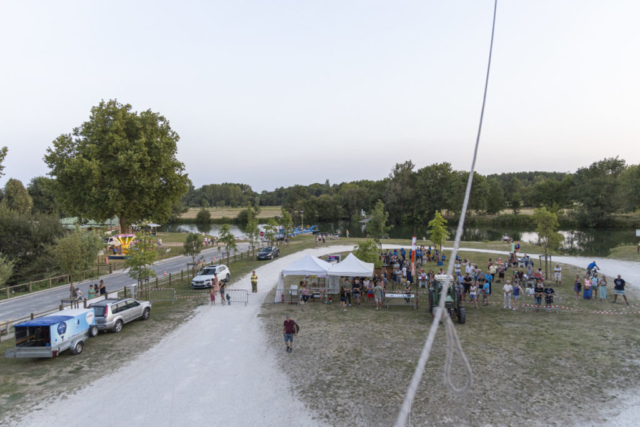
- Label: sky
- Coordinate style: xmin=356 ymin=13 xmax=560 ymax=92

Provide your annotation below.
xmin=0 ymin=0 xmax=639 ymax=192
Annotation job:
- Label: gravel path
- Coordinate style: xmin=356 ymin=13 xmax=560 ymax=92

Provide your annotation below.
xmin=14 ymin=246 xmax=358 ymax=427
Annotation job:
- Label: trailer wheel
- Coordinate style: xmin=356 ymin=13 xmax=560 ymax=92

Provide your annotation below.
xmin=458 ymin=307 xmax=466 ymax=324
xmin=72 ymin=341 xmax=84 ymax=355
xmin=89 ymin=325 xmax=98 ymax=337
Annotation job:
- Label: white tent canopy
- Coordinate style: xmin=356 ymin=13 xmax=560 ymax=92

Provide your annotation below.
xmin=275 ymin=254 xmax=333 ymax=302
xmin=327 ymin=253 xmax=374 ymax=277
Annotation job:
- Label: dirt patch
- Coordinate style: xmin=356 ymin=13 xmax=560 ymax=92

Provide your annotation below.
xmin=260 ymin=251 xmax=640 ymax=426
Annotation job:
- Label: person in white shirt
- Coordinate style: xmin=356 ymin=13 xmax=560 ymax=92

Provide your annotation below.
xmin=465 ymin=263 xmax=474 ymax=276
xmin=454 ymin=261 xmax=462 ymax=277
xmin=402 ymin=266 xmax=407 ymax=283
xmin=554 ymin=264 xmax=562 ymax=286
xmin=503 ymin=281 xmax=514 ymax=310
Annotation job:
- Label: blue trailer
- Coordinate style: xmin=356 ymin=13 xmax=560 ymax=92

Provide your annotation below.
xmin=5 ymin=309 xmax=98 ymax=358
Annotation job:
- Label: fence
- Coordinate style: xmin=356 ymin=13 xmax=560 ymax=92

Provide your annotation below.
xmin=0 ymin=285 xmax=134 ymax=338
xmin=0 ymin=263 xmax=126 ymax=301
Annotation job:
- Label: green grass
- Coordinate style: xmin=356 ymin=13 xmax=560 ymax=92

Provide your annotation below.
xmin=608 ymin=245 xmax=640 ymax=261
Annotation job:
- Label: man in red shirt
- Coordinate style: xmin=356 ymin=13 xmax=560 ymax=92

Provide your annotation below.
xmin=283 ymin=314 xmax=297 ymax=353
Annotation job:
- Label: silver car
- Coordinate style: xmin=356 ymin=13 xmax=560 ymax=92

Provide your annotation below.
xmin=89 ymin=298 xmax=152 ymax=333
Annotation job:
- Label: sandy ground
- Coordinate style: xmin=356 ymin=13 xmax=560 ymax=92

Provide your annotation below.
xmin=13 ymin=244 xmax=640 ymax=427
xmin=13 ymin=246 xmax=356 ymax=427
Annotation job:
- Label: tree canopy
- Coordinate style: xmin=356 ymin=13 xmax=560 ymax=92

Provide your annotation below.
xmin=44 ymin=100 xmax=189 ymax=233
xmin=3 ymin=179 xmax=33 ymax=214
xmin=428 ymin=211 xmax=449 ymax=250
xmin=366 ymin=200 xmax=392 ymax=244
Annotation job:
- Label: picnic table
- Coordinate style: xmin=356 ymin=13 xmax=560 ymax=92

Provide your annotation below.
xmin=384 ymin=293 xmax=417 ymax=309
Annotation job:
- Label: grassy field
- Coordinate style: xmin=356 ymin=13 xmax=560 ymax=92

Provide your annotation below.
xmin=180 ymin=206 xmax=282 ymax=219
xmin=608 ymin=245 xmax=640 ymax=262
xmin=261 ymin=249 xmax=640 ymax=426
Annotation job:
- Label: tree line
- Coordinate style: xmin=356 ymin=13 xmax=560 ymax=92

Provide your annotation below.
xmin=183 ymin=159 xmax=640 ymax=227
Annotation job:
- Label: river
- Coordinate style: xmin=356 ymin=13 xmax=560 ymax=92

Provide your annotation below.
xmin=158 ymin=221 xmax=637 ymax=257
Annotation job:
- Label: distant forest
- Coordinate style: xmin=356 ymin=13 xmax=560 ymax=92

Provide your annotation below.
xmin=182 ymin=158 xmax=640 ymax=227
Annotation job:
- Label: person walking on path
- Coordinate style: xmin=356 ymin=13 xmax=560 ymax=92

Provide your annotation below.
xmin=283 ymin=314 xmax=297 ymax=353
xmin=88 ymin=285 xmax=96 ymax=299
xmin=599 ymin=275 xmax=608 ymax=301
xmin=612 ymin=275 xmax=629 ymax=305
xmin=374 ymin=281 xmax=383 ymax=310
xmin=99 ymin=280 xmax=106 ymax=296
xmin=503 ymin=280 xmax=513 ymax=310
xmin=251 ymin=271 xmax=258 ymax=293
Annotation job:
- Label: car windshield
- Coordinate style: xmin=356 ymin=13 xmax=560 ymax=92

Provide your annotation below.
xmin=260 ymin=247 xmax=273 ymax=253
xmin=199 ymin=267 xmax=217 ymax=276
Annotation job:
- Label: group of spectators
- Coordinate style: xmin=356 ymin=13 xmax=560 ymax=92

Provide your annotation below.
xmin=573 ymin=262 xmax=629 ymax=305
xmin=338 ymin=274 xmax=397 ymax=311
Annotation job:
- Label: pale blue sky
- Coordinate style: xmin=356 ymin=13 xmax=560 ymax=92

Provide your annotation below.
xmin=1 ymin=0 xmax=638 ymax=191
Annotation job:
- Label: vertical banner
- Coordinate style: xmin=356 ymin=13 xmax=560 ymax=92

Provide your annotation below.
xmin=411 ymin=236 xmax=416 ymax=277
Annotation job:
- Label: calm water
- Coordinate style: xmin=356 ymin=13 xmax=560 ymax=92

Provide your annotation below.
xmin=158 ymin=221 xmax=637 ymax=257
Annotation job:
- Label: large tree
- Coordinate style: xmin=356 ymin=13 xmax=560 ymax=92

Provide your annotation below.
xmin=3 ymin=179 xmax=33 ymax=214
xmin=413 ymin=162 xmax=455 ymax=222
xmin=571 ymin=157 xmax=626 ymax=226
xmin=0 ymin=206 xmax=65 ymax=284
xmin=384 ymin=161 xmax=416 ymax=224
xmin=28 ymin=176 xmax=60 ymax=215
xmin=44 ymin=100 xmax=189 ymax=233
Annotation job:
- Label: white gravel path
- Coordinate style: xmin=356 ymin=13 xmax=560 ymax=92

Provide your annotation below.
xmin=13 ymin=244 xmax=640 ymax=427
xmin=16 ymin=246 xmax=357 ymax=427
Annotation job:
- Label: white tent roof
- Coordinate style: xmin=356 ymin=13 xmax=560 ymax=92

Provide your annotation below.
xmin=281 ymin=253 xmax=332 ymax=276
xmin=327 ymin=253 xmax=374 ymax=277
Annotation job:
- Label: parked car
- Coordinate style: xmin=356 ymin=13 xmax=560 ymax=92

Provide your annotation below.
xmin=89 ymin=298 xmax=152 ymax=333
xmin=5 ymin=309 xmax=98 ymax=358
xmin=191 ymin=265 xmax=231 ymax=289
xmin=257 ymin=246 xmax=280 ymax=260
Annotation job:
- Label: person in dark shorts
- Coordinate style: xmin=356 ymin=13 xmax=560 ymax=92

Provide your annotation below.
xmin=612 ymin=275 xmax=629 ymax=305
xmin=463 ymin=274 xmax=473 ymax=302
xmin=339 ymin=285 xmax=348 ymax=312
xmin=534 ymin=283 xmax=544 ymax=312
xmin=543 ymin=284 xmax=555 ymax=313
xmin=99 ymin=280 xmax=106 ymax=296
xmin=283 ymin=315 xmax=297 ymax=353
xmin=352 ymin=278 xmax=362 ymax=308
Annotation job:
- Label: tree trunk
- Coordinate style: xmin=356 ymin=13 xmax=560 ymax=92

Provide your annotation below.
xmin=119 ymin=215 xmax=130 ymax=234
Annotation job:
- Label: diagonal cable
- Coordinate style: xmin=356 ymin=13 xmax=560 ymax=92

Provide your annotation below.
xmin=394 ymin=0 xmax=499 ymax=425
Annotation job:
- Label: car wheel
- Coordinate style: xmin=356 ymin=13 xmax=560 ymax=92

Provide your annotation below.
xmin=226 ymin=274 xmax=230 ymax=282
xmin=72 ymin=341 xmax=84 ymax=355
xmin=141 ymin=308 xmax=151 ymax=320
xmin=113 ymin=320 xmax=123 ymax=333
xmin=89 ymin=325 xmax=99 ymax=337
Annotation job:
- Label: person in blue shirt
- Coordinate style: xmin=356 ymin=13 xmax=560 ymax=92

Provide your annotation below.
xmin=482 ymin=282 xmax=491 ymax=306
xmin=484 ymin=272 xmax=493 ymax=294
xmin=587 ymin=261 xmax=598 ymax=275
xmin=400 ymin=248 xmax=406 ymax=260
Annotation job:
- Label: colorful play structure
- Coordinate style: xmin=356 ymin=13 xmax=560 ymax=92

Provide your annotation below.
xmin=108 ymin=234 xmax=136 ymax=259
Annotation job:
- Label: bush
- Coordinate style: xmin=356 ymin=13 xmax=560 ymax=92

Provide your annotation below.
xmin=195 ymin=209 xmax=211 ymax=224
